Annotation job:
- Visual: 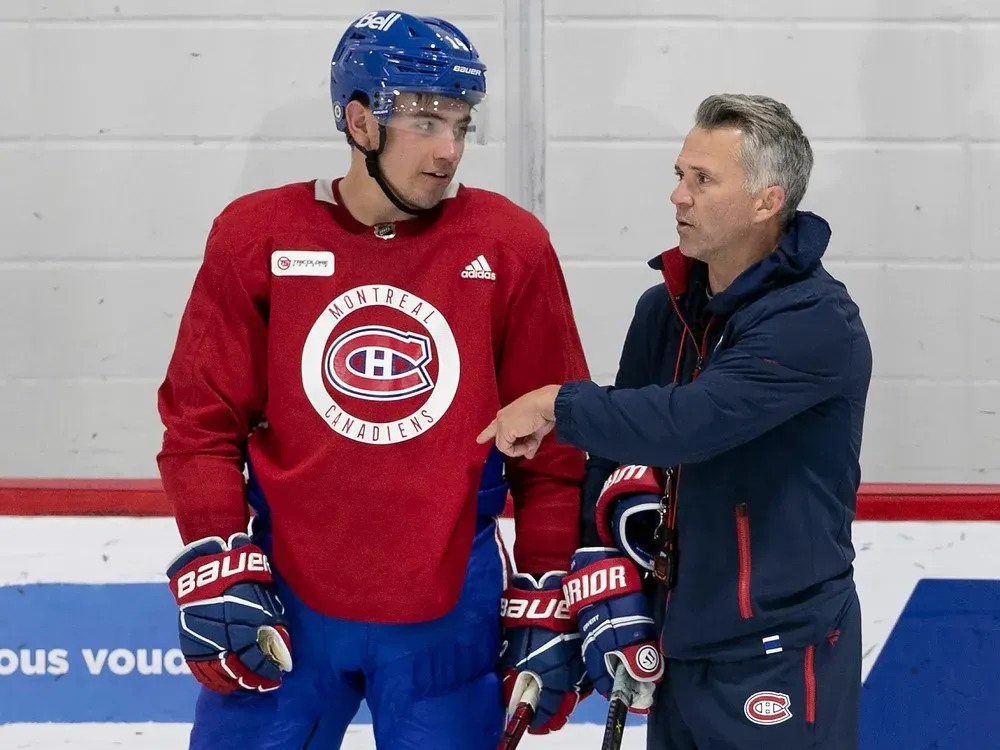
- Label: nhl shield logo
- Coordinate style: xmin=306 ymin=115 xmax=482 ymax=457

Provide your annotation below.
xmin=744 ymin=691 xmax=792 ymax=725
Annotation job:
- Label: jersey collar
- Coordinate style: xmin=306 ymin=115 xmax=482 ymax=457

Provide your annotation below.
xmin=314 ymin=177 xmax=460 ymax=238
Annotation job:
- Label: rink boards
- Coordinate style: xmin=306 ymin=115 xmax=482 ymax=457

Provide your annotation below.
xmin=1 ymin=514 xmax=999 ymax=749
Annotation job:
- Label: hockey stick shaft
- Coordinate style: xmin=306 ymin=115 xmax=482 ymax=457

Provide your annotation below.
xmin=600 ymin=663 xmax=638 ymax=750
xmin=497 ymin=677 xmax=541 ymax=749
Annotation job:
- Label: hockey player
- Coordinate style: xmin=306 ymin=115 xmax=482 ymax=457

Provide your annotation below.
xmin=158 ymin=10 xmax=591 ymax=749
xmin=480 ymin=94 xmax=873 ymax=749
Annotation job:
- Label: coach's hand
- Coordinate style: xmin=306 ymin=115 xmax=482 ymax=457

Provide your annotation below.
xmin=477 ymin=385 xmax=561 ymax=459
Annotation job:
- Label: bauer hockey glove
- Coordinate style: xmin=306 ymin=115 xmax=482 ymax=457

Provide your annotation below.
xmin=595 ymin=464 xmax=664 ymax=571
xmin=166 ymin=532 xmax=293 ymax=694
xmin=500 ymin=572 xmax=591 ymax=734
xmin=562 ymin=549 xmax=664 ymax=714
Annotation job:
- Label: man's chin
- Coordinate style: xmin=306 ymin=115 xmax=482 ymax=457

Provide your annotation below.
xmin=404 ymin=191 xmax=446 ymax=212
xmin=677 ymin=240 xmax=702 ymax=259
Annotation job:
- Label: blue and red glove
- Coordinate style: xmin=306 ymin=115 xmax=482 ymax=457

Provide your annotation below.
xmin=561 ymin=464 xmax=665 ymax=713
xmin=500 ymin=572 xmax=591 ymax=734
xmin=562 ymin=548 xmax=664 ymax=714
xmin=595 ymin=464 xmax=664 ymax=572
xmin=166 ymin=532 xmax=293 ymax=694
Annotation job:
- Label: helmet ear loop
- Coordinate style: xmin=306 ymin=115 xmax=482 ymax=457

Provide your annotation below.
xmin=362 ymin=123 xmax=388 ymax=179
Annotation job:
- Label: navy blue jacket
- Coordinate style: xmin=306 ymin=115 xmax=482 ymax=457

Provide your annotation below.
xmin=553 ymin=211 xmax=872 ymax=661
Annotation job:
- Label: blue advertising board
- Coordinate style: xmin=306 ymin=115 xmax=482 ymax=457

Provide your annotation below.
xmin=3 ymin=577 xmax=1000 ymax=745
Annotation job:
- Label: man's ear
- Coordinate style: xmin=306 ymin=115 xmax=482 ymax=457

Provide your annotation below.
xmin=752 ymin=185 xmax=786 ymax=225
xmin=345 ymin=99 xmax=376 ymax=150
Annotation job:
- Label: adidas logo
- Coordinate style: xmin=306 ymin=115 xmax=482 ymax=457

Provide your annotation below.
xmin=461 ymin=255 xmax=496 ymax=281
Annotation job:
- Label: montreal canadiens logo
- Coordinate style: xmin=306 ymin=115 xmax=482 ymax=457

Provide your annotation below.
xmin=301 ymin=285 xmax=459 ymax=445
xmin=744 ymin=691 xmax=793 ymax=725
xmin=326 ymin=327 xmax=433 ymax=401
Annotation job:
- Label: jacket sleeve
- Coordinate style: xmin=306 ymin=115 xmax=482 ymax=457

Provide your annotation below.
xmin=579 ymin=289 xmax=656 ymax=547
xmin=497 ymin=240 xmax=590 ymax=576
xmin=553 ymin=294 xmax=854 ymax=468
xmin=156 ymin=213 xmax=270 ymax=545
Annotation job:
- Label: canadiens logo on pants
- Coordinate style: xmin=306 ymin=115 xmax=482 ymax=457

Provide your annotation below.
xmin=744 ymin=691 xmax=793 ymax=725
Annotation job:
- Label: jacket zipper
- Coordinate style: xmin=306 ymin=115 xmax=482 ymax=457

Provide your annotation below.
xmin=658 ymin=296 xmax=718 ymax=587
xmin=666 ymin=292 xmax=717 ymax=383
xmin=804 ymin=644 xmax=817 ymax=724
xmin=691 ymin=315 xmax=716 ymax=380
xmin=736 ymin=503 xmax=753 ymax=619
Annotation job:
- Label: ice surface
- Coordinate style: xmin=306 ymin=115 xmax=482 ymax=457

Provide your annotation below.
xmin=0 ymin=722 xmax=649 ymax=749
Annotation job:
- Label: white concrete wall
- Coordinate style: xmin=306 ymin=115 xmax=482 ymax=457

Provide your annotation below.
xmin=2 ymin=2 xmax=998 ymax=482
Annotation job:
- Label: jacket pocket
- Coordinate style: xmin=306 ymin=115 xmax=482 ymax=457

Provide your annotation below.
xmin=735 ymin=503 xmax=753 ymax=619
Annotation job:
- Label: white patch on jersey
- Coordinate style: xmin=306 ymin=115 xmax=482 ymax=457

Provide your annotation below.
xmin=300 ymin=285 xmax=460 ymax=445
xmin=271 ymin=251 xmax=335 ymax=277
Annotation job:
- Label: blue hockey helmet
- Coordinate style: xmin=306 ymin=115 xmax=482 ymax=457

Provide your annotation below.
xmin=330 ymin=10 xmax=488 ymax=145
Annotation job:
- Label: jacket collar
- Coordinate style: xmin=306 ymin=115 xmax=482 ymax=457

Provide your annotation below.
xmin=647 ymin=211 xmax=832 ymax=313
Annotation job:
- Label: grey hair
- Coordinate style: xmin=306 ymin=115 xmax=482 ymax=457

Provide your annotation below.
xmin=694 ymin=94 xmax=813 ymax=226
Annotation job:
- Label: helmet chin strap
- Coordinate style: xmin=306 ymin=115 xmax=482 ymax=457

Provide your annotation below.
xmin=350 ymin=125 xmax=428 ymax=217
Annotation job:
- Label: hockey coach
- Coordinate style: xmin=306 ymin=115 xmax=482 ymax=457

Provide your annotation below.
xmin=479 ymin=93 xmax=873 ymax=750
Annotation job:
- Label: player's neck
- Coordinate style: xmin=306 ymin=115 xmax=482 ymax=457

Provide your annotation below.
xmin=338 ymin=167 xmax=415 ymax=226
xmin=706 ymin=222 xmax=782 ymax=294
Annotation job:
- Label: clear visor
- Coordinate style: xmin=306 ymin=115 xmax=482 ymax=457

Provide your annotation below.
xmin=371 ymin=89 xmax=489 ymax=146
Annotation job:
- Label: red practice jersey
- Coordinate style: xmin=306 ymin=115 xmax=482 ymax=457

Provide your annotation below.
xmin=157 ymin=178 xmax=590 ymax=623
